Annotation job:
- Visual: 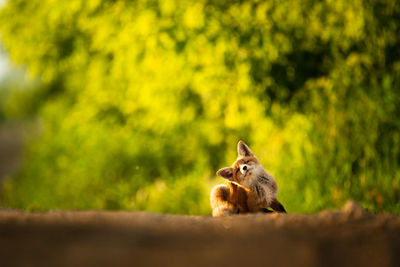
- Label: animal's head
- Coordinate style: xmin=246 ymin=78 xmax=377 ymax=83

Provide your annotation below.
xmin=217 ymin=141 xmax=261 ymax=184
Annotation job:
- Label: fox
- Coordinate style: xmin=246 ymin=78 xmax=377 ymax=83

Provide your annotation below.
xmin=210 ymin=141 xmax=286 ymax=216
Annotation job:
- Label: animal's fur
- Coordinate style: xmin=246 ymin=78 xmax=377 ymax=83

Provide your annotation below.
xmin=210 ymin=183 xmax=248 ymax=216
xmin=210 ymin=141 xmax=286 ymax=216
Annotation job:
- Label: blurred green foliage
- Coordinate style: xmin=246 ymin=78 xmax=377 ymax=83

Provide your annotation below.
xmin=0 ymin=0 xmax=399 ymax=214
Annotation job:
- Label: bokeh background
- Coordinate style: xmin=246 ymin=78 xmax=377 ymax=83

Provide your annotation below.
xmin=0 ymin=0 xmax=399 ymax=214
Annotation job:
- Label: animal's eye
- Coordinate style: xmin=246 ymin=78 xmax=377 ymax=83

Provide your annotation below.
xmin=244 ymin=160 xmax=249 ymax=164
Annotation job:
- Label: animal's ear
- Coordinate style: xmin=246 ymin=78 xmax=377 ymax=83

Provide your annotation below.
xmin=237 ymin=140 xmax=254 ymax=157
xmin=216 ymin=167 xmax=234 ymax=180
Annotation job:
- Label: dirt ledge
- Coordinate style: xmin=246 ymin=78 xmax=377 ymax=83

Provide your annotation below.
xmin=1 ymin=201 xmax=399 ymax=267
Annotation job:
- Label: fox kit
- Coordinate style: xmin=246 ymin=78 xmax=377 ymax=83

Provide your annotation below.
xmin=210 ymin=141 xmax=286 ymax=216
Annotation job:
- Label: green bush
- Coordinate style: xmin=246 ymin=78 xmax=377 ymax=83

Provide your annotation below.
xmin=1 ymin=0 xmax=399 ymax=214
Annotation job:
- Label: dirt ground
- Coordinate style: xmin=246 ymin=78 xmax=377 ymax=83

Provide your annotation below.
xmin=0 ymin=200 xmax=399 ymax=267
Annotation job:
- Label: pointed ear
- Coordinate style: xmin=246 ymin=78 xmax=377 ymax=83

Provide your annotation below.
xmin=216 ymin=167 xmax=234 ymax=180
xmin=237 ymin=140 xmax=254 ymax=157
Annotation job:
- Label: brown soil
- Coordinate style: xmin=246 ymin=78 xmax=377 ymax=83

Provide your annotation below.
xmin=0 ymin=200 xmax=399 ymax=267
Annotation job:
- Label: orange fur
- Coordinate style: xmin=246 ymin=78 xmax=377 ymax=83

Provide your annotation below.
xmin=210 ymin=141 xmax=286 ymax=216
